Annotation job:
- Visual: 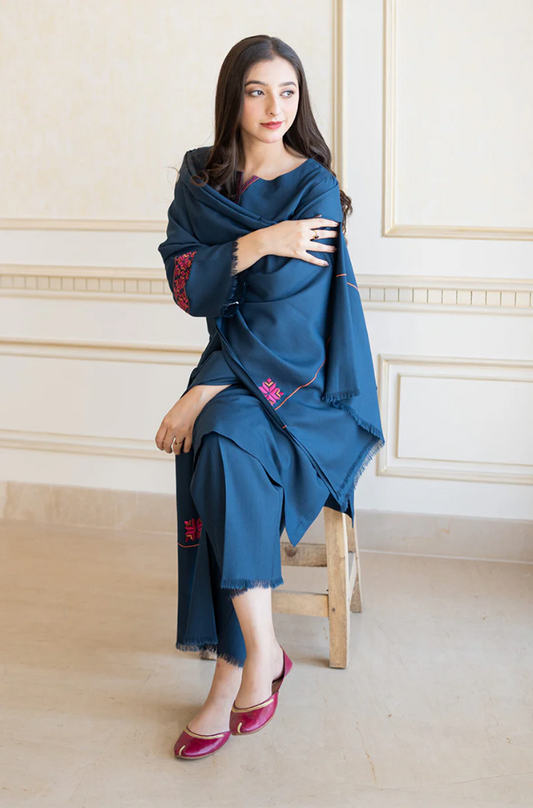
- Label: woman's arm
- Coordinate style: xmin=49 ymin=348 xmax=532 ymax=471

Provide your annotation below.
xmin=232 ymin=218 xmax=339 ymax=273
xmin=155 ymin=383 xmax=231 ymax=455
xmin=159 ymin=235 xmax=245 ymax=319
xmin=158 ymin=177 xmax=249 ymax=318
xmin=158 ymin=170 xmax=339 ymax=315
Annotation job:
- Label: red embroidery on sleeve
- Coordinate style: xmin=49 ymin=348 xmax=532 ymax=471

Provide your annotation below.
xmin=173 ymin=251 xmax=197 ymax=312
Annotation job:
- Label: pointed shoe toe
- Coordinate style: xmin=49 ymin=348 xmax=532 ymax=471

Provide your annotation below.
xmin=174 ymin=724 xmax=231 ymax=759
xmin=229 ymin=646 xmax=293 ymax=736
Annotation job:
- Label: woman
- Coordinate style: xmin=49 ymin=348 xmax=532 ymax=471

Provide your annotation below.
xmin=156 ymin=34 xmax=385 ymax=759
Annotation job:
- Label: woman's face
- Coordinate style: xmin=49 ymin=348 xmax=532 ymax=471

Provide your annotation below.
xmin=240 ymin=57 xmax=300 ymax=145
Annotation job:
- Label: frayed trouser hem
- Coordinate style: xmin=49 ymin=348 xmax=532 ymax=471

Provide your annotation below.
xmin=176 ymin=640 xmax=245 ymax=669
xmin=220 ymin=576 xmax=284 ymax=598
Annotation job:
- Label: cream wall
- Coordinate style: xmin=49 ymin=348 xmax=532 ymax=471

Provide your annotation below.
xmin=0 ymin=0 xmax=532 ymax=522
xmin=0 ymin=0 xmax=335 ymax=496
xmin=343 ymin=0 xmax=533 ymax=520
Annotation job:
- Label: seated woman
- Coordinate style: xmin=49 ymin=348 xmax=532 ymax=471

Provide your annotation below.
xmin=155 ymin=33 xmax=385 ymax=760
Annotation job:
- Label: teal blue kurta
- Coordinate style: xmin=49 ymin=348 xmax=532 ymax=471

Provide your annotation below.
xmin=158 ymin=147 xmax=385 ymax=661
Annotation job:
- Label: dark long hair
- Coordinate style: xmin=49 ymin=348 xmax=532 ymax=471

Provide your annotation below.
xmin=184 ymin=34 xmax=352 ymax=234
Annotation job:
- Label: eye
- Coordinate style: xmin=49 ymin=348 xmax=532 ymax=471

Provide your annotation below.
xmin=248 ymin=89 xmax=296 ymax=97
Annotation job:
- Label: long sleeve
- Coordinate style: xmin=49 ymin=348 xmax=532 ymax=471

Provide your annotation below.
xmin=158 ymin=174 xmax=247 ymax=318
xmin=179 ymin=329 xmax=241 ymax=401
xmin=187 ymin=348 xmax=240 ymax=388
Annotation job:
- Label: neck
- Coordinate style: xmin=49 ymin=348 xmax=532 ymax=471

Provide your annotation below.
xmin=237 ymin=137 xmax=296 ymax=177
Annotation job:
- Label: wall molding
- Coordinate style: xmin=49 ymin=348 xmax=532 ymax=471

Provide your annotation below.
xmin=0 ymin=335 xmax=203 ymax=364
xmin=383 ymin=0 xmax=533 ymax=241
xmin=2 ymin=339 xmax=532 ymax=472
xmin=378 ymin=353 xmax=533 ymax=486
xmin=1 ymin=1 xmax=345 ymax=234
xmin=332 ymin=0 xmax=346 ymax=187
xmin=0 ymin=218 xmax=164 ymax=233
xmin=1 ymin=264 xmax=531 ymax=312
xmin=0 ymin=336 xmax=204 ymax=460
xmin=0 ymin=429 xmax=168 ymax=461
xmin=0 ymin=264 xmax=169 ymax=300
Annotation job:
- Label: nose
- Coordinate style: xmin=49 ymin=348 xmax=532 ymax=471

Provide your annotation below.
xmin=266 ymin=96 xmax=282 ymax=116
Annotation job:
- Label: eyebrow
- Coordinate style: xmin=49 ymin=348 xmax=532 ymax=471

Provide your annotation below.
xmin=244 ymin=80 xmax=297 ymax=88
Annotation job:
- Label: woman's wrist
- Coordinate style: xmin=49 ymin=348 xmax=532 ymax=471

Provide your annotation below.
xmin=233 ymin=230 xmax=269 ymax=273
xmin=250 ymin=228 xmax=269 ymax=259
xmin=187 ymin=383 xmax=230 ymax=404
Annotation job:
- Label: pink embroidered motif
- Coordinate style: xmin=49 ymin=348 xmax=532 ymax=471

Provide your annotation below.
xmin=258 ymin=377 xmax=284 ymax=405
xmin=184 ymin=517 xmax=202 ymax=543
xmin=173 ymin=251 xmax=197 ymax=312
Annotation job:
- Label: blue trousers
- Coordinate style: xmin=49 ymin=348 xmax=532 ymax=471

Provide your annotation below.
xmin=175 ymin=431 xmax=286 ymax=668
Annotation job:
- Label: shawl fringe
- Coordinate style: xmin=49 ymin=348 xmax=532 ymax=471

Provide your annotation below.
xmin=328 ymin=398 xmax=385 ymax=507
xmin=176 ymin=640 xmax=244 ymax=668
xmin=351 ymin=435 xmax=385 ymax=490
xmin=220 ymin=239 xmax=246 ymax=318
xmin=230 ymin=237 xmax=240 ymax=275
xmin=220 ymin=576 xmax=285 ymax=597
xmin=330 ymin=400 xmax=384 ymax=442
xmin=321 ymin=389 xmax=360 ymax=403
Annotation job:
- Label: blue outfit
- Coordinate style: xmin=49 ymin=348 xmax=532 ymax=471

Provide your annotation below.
xmin=158 ymin=146 xmax=385 ymax=667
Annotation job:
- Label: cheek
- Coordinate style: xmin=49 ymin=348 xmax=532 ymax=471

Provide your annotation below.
xmin=241 ymin=98 xmax=260 ymax=125
xmin=285 ymin=96 xmax=299 ymax=117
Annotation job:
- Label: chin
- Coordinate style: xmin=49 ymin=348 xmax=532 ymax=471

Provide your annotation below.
xmin=258 ymin=128 xmax=284 ymax=140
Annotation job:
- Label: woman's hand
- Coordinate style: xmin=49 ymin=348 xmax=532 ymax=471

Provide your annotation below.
xmin=233 ymin=217 xmax=339 ymax=273
xmin=261 ymin=217 xmax=339 ymax=267
xmin=155 ymin=384 xmax=231 ymax=455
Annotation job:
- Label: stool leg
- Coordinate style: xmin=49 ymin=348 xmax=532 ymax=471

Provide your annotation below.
xmin=323 ymin=507 xmax=350 ymax=668
xmin=347 ymin=506 xmax=363 ymax=613
xmin=199 ymin=649 xmax=217 ymax=661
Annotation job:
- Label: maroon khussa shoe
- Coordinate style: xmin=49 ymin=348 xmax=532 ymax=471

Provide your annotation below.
xmin=174 ymin=724 xmax=231 ymax=759
xmin=229 ymin=646 xmax=293 ymax=735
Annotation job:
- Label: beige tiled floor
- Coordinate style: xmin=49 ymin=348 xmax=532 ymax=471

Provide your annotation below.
xmin=1 ymin=518 xmax=532 ymax=808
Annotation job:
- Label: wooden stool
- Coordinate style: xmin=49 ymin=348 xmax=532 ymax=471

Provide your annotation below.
xmin=199 ymin=505 xmax=362 ymax=669
xmin=271 ymin=506 xmax=361 ymax=669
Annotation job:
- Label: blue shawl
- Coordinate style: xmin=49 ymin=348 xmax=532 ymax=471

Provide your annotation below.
xmin=158 ymin=146 xmax=385 ymax=518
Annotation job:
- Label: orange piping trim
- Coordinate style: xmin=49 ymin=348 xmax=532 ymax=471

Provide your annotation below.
xmin=274 ymin=337 xmax=332 ymax=410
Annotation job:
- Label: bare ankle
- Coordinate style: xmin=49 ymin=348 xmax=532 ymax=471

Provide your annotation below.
xmin=245 ymin=638 xmax=282 ymax=662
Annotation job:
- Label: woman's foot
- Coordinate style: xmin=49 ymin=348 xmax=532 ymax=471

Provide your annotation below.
xmin=187 ymin=657 xmax=243 ymax=735
xmin=234 ymin=640 xmax=284 ymax=709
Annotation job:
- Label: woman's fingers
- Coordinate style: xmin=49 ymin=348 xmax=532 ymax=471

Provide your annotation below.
xmin=155 ymin=421 xmax=182 ymax=453
xmin=306 ymin=234 xmax=338 ymax=267
xmin=301 ymin=250 xmax=332 ymax=267
xmin=307 ymin=220 xmax=339 ymax=237
xmin=308 ymin=240 xmax=337 ymax=252
xmin=311 ymin=228 xmax=338 ymax=239
xmin=307 ymin=218 xmax=339 ymax=229
xmin=156 ymin=392 xmax=204 ymax=455
xmin=173 ymin=434 xmax=192 ymax=454
xmin=155 ymin=423 xmax=168 ymax=451
xmin=163 ymin=431 xmax=176 ymax=453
